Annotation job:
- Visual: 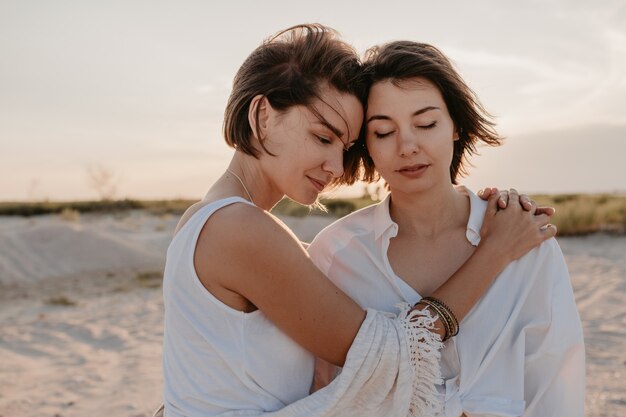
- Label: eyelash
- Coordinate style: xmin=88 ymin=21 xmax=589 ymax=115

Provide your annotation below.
xmin=373 ymin=122 xmax=437 ymax=138
xmin=316 ymin=135 xmax=332 ymax=145
xmin=315 ymin=135 xmax=356 ymax=153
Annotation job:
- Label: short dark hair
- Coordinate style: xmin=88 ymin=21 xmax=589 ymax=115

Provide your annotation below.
xmin=223 ymin=24 xmax=365 ymax=157
xmin=340 ymin=40 xmax=503 ymax=185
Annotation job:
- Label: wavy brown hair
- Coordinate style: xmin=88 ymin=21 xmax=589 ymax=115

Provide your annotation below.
xmin=223 ymin=24 xmax=366 ymax=158
xmin=339 ymin=41 xmax=503 ymax=185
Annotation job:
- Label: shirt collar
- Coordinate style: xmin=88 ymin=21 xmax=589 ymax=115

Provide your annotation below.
xmin=456 ymin=186 xmax=488 ymax=246
xmin=372 ymin=186 xmax=487 ymax=245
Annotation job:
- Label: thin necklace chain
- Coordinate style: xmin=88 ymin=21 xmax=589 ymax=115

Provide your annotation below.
xmin=226 ymin=169 xmax=254 ymax=203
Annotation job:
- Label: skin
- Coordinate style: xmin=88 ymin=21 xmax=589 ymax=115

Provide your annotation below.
xmin=366 ymin=77 xmax=478 ymax=296
xmin=175 ymin=82 xmax=556 ymax=368
xmin=365 ymin=77 xmax=556 ymax=417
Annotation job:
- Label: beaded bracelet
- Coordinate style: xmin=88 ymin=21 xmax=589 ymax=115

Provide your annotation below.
xmin=422 ymin=296 xmax=459 ymax=338
xmin=416 ymin=297 xmax=459 ymax=341
xmin=415 ymin=299 xmax=451 ymax=340
xmin=418 ymin=299 xmax=453 ymax=341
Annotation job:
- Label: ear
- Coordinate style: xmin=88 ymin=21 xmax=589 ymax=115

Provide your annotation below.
xmin=248 ymin=95 xmax=271 ymax=140
xmin=453 ymin=127 xmax=461 ymax=141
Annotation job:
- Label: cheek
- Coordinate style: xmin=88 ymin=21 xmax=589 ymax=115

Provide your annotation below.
xmin=301 ymin=140 xmax=324 ymax=162
xmin=443 ymin=136 xmax=457 ymax=161
xmin=366 ymin=139 xmax=391 ymax=168
xmin=427 ymin=130 xmax=455 ymax=155
xmin=365 ymin=137 xmax=380 ymax=155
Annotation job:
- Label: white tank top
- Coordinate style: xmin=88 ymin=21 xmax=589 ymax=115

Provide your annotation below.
xmin=162 ymin=197 xmax=315 ymax=417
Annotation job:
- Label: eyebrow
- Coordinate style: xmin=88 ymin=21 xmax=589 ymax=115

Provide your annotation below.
xmin=366 ymin=106 xmax=440 ymax=124
xmin=315 ymin=118 xmax=345 ymax=139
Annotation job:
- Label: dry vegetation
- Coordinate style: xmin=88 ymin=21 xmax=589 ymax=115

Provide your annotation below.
xmin=45 ymin=295 xmax=77 ymax=306
xmin=0 ymin=199 xmax=193 ymax=216
xmin=2 ymin=194 xmax=625 ymax=236
xmin=533 ymin=194 xmax=626 ymax=235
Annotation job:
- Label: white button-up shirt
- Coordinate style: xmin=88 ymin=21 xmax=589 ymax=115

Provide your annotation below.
xmin=308 ymin=188 xmax=585 ymax=417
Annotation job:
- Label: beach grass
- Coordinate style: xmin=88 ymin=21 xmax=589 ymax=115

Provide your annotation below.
xmin=46 ymin=295 xmax=77 ymax=306
xmin=0 ymin=199 xmax=193 ymax=217
xmin=135 ymin=271 xmax=163 ymax=289
xmin=2 ymin=193 xmax=625 ymax=236
xmin=532 ymin=194 xmax=626 ymax=235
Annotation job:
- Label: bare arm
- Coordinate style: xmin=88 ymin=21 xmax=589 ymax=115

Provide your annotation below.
xmin=196 ymin=204 xmax=364 ymax=366
xmin=195 ymin=190 xmax=554 ymax=366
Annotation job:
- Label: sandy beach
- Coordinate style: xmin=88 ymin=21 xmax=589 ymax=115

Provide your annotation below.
xmin=0 ymin=211 xmax=624 ymax=417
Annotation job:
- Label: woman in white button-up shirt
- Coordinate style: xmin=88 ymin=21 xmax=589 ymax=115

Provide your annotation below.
xmin=159 ymin=26 xmax=564 ymax=417
xmin=158 ymin=26 xmax=561 ymax=417
xmin=309 ymin=41 xmax=585 ymax=417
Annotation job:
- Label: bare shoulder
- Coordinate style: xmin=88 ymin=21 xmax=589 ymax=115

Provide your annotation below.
xmin=194 ymin=201 xmax=309 ymax=311
xmin=198 ymin=202 xmax=303 ymax=257
xmin=187 ymin=199 xmax=364 ymax=364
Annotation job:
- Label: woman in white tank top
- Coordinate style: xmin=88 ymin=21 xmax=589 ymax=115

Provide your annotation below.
xmin=159 ymin=24 xmax=556 ymax=417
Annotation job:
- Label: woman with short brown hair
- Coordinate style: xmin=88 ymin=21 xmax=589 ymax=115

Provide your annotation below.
xmin=159 ymin=26 xmax=554 ymax=417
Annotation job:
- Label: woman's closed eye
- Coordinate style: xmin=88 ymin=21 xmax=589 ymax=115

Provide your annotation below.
xmin=374 ymin=131 xmax=394 ymax=139
xmin=315 ymin=135 xmax=332 ymax=145
xmin=417 ymin=121 xmax=437 ymax=130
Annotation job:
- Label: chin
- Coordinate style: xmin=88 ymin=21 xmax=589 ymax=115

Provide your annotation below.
xmin=390 ymin=180 xmax=435 ymax=195
xmin=287 ymin=190 xmax=319 ymax=206
xmin=301 ymin=195 xmax=320 ymax=206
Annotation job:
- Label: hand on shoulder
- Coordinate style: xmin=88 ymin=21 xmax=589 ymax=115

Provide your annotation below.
xmin=479 ymin=189 xmax=557 ymax=263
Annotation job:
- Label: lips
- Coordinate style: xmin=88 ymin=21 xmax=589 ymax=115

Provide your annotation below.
xmin=396 ymin=163 xmax=430 ymax=178
xmin=307 ymin=176 xmax=328 ymax=192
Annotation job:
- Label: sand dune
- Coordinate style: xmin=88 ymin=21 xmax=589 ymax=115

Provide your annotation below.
xmin=0 ymin=212 xmax=175 ymax=285
xmin=0 ymin=212 xmax=623 ymax=417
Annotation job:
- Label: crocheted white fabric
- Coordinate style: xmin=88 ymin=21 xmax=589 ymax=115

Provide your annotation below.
xmin=216 ymin=305 xmax=443 ymax=417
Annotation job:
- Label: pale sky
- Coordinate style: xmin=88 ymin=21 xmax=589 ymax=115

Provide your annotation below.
xmin=1 ymin=0 xmax=625 ymax=201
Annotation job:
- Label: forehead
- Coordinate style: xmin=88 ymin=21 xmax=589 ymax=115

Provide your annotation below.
xmin=367 ymin=77 xmax=445 ymax=115
xmin=310 ymin=84 xmax=363 ymax=140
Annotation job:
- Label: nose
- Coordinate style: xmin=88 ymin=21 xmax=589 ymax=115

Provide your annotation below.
xmin=398 ymin=128 xmax=420 ymax=157
xmin=322 ymin=148 xmax=345 ymax=179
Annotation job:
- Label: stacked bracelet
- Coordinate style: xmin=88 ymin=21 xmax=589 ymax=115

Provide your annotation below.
xmin=423 ymin=297 xmax=459 ymax=338
xmin=416 ymin=296 xmax=459 ymax=342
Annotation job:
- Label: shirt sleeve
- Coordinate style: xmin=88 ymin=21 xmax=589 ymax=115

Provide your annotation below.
xmin=307 ymin=229 xmax=334 ymax=276
xmin=522 ymin=239 xmax=585 ymax=417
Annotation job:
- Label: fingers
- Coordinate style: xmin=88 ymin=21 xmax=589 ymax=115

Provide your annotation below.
xmin=477 ymin=187 xmax=496 ymax=200
xmin=540 ymin=224 xmax=558 ymax=240
xmin=485 ymin=187 xmax=501 ymax=215
xmin=535 ymin=206 xmax=556 ymax=217
xmin=480 ymin=188 xmax=526 ymax=209
xmin=498 ymin=189 xmax=508 ymax=209
xmin=496 ymin=190 xmax=552 ymax=216
xmin=519 ymin=194 xmax=535 ymax=213
xmin=533 ymin=213 xmax=551 ymax=228
xmin=502 ymin=188 xmax=520 ymax=210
